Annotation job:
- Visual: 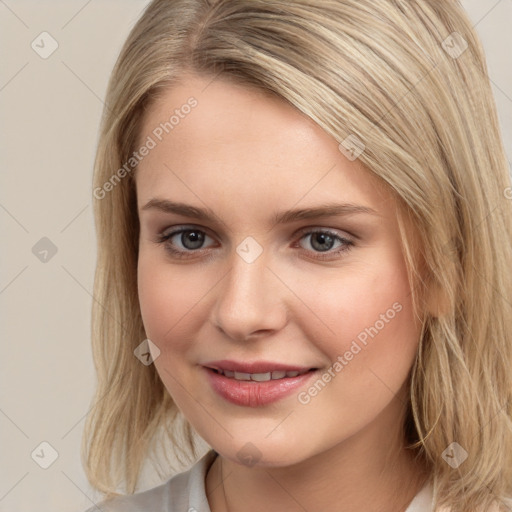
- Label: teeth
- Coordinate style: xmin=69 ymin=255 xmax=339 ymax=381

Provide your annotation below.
xmin=216 ymin=368 xmax=310 ymax=381
xmin=251 ymin=372 xmax=272 ymax=381
xmin=233 ymin=372 xmax=251 ymax=380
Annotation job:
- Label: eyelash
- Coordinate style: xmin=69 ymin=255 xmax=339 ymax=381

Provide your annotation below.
xmin=154 ymin=226 xmax=355 ymax=261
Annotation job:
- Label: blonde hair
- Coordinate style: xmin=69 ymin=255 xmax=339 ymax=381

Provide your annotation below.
xmin=83 ymin=1 xmax=512 ymax=510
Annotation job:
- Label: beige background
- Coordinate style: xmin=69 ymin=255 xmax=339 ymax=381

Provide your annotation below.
xmin=1 ymin=1 xmax=511 ymax=510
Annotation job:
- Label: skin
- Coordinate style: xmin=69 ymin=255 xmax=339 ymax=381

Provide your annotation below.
xmin=135 ymin=72 xmax=430 ymax=512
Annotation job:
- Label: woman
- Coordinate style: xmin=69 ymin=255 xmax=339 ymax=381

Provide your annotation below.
xmin=83 ymin=1 xmax=512 ymax=510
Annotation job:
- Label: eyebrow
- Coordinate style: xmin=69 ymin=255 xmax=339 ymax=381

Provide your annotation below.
xmin=140 ymin=198 xmax=379 ymax=228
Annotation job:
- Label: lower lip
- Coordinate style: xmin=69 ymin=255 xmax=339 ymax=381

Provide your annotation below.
xmin=204 ymin=367 xmax=318 ymax=407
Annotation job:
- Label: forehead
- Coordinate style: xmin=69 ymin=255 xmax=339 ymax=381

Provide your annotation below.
xmin=138 ymin=73 xmax=327 ymax=164
xmin=134 ymin=73 xmax=393 ymax=217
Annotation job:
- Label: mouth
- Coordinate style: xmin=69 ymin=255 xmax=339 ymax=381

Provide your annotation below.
xmin=202 ymin=359 xmax=321 ymax=406
xmin=208 ymin=367 xmax=317 ymax=381
xmin=203 ymin=363 xmax=321 ymax=407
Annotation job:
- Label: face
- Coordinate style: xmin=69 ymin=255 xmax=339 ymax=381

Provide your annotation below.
xmin=135 ymin=72 xmax=423 ymax=467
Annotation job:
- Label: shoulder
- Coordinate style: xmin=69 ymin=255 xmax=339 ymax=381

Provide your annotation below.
xmin=82 ymin=449 xmax=218 ymax=512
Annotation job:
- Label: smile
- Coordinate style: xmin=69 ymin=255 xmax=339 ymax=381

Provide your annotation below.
xmin=204 ymin=366 xmax=319 ymax=407
xmin=211 ymin=368 xmax=312 ymax=381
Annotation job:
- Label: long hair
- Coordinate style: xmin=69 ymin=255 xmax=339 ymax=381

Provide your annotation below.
xmin=82 ymin=1 xmax=512 ymax=509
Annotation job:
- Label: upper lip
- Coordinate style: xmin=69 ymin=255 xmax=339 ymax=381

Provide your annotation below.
xmin=204 ymin=359 xmax=316 ymax=373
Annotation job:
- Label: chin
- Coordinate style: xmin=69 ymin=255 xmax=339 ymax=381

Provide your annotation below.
xmin=208 ymin=434 xmax=318 ymax=469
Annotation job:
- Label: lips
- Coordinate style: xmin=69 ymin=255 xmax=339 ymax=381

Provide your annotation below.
xmin=211 ymin=368 xmax=311 ymax=381
xmin=203 ymin=359 xmax=319 ymax=407
xmin=204 ymin=359 xmax=316 ymax=374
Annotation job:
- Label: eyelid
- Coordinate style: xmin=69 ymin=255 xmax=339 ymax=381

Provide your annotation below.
xmin=158 ymin=224 xmax=218 ymax=242
xmin=294 ymin=225 xmax=355 ymax=241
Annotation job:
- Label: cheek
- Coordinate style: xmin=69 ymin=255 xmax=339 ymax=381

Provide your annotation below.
xmin=287 ymin=256 xmax=420 ymax=440
xmin=292 ymin=252 xmax=419 ymax=374
xmin=137 ymin=259 xmax=174 ymax=341
xmin=137 ymin=254 xmax=215 ymax=354
xmin=137 ymin=256 xmax=203 ymax=405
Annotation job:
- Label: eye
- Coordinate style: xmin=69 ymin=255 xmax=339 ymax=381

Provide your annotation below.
xmin=294 ymin=228 xmax=354 ymax=260
xmin=155 ymin=227 xmax=216 ymax=259
xmin=154 ymin=226 xmax=354 ymax=261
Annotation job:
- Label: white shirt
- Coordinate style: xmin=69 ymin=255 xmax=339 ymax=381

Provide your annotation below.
xmin=85 ymin=449 xmax=436 ymax=512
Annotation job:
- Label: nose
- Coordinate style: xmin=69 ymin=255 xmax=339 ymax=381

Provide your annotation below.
xmin=211 ymin=245 xmax=288 ymax=342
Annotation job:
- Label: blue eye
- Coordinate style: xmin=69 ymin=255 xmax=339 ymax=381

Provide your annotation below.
xmin=156 ymin=228 xmax=216 ymax=258
xmin=296 ymin=229 xmax=354 ymax=259
xmin=155 ymin=226 xmax=354 ymax=261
